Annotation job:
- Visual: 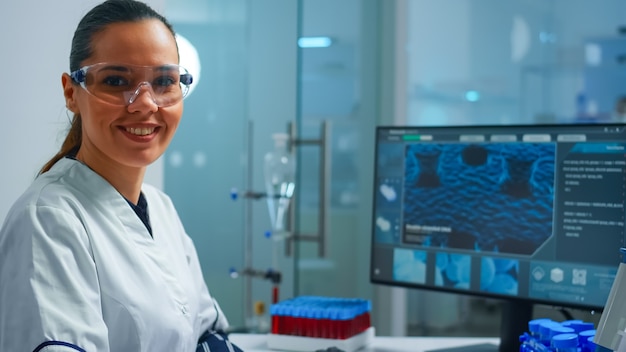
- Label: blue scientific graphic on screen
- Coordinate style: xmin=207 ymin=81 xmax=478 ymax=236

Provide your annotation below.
xmin=403 ymin=142 xmax=555 ymax=255
xmin=435 ymin=253 xmax=472 ymax=289
xmin=481 ymin=257 xmax=519 ymax=295
xmin=393 ymin=248 xmax=427 ymax=284
xmin=374 ymin=177 xmax=402 ymax=244
xmin=373 ymin=143 xmax=406 ymax=244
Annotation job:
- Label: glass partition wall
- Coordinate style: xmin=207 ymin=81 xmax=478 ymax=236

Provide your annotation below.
xmin=403 ymin=1 xmax=626 ymax=127
xmin=162 ymin=0 xmax=381 ymax=332
xmin=163 ymin=0 xmax=626 ymax=337
xmin=162 ymin=0 xmax=251 ymax=329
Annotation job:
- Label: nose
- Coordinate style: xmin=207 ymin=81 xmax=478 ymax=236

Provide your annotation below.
xmin=126 ymin=82 xmax=159 ymax=111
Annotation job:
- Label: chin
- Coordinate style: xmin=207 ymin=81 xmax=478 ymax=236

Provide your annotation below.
xmin=124 ymin=153 xmax=162 ymax=168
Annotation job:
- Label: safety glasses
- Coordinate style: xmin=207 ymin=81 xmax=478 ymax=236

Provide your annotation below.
xmin=70 ymin=62 xmax=193 ymax=107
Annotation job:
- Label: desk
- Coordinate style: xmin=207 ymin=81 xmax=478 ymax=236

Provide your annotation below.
xmin=229 ymin=334 xmax=501 ymax=352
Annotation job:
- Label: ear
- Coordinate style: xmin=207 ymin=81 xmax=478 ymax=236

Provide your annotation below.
xmin=62 ymin=73 xmax=79 ymax=113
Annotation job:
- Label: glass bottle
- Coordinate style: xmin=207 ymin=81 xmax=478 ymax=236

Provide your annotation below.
xmin=264 ymin=133 xmax=295 ymax=233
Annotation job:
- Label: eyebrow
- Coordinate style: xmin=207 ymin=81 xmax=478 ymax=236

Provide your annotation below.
xmin=154 ymin=65 xmax=179 ymax=72
xmin=97 ymin=64 xmax=131 ymax=72
xmin=97 ymin=64 xmax=178 ymax=73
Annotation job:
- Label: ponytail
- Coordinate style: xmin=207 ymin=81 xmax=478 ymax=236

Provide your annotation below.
xmin=39 ymin=115 xmax=82 ymax=174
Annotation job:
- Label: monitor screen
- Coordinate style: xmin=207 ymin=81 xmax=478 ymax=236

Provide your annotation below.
xmin=370 ymin=123 xmax=626 ymax=349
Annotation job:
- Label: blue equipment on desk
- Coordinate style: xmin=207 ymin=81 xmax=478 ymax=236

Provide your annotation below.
xmin=519 ymin=318 xmax=599 ymax=352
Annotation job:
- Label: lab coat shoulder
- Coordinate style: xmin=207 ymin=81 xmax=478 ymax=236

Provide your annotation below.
xmin=0 ymin=157 xmax=107 ymax=263
xmin=0 ymin=159 xmax=110 ymax=351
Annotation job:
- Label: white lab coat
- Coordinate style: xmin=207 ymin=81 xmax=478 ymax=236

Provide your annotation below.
xmin=0 ymin=157 xmax=229 ymax=352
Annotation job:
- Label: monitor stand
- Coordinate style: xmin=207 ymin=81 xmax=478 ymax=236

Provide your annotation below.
xmin=424 ymin=299 xmax=533 ymax=352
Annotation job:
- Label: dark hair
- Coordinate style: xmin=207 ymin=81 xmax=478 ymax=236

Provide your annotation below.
xmin=40 ymin=0 xmax=177 ymax=174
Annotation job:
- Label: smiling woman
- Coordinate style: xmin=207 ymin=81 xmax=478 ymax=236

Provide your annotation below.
xmin=0 ymin=1 xmax=241 ymax=352
xmin=62 ymin=18 xmax=185 ymax=194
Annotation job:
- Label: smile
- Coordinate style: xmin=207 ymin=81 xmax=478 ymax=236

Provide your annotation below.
xmin=125 ymin=127 xmax=156 ymax=136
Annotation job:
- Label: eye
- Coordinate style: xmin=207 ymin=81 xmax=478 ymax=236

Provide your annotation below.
xmin=154 ymin=75 xmax=177 ymax=87
xmin=101 ymin=75 xmax=129 ymax=87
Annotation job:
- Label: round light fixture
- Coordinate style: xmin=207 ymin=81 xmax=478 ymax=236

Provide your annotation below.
xmin=176 ymin=34 xmax=201 ymax=97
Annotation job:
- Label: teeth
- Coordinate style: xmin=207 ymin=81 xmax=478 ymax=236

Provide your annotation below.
xmin=126 ymin=127 xmax=155 ymax=136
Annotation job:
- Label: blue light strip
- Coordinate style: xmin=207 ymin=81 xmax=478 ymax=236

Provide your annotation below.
xmin=298 ymin=37 xmax=333 ymax=48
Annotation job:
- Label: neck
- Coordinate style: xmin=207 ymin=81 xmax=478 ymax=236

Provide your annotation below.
xmin=75 ymin=149 xmax=145 ymax=205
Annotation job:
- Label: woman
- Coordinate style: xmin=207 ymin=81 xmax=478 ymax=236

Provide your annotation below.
xmin=0 ymin=1 xmax=242 ymax=351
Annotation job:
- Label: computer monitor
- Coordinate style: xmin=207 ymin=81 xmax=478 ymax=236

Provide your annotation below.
xmin=370 ymin=123 xmax=626 ymax=351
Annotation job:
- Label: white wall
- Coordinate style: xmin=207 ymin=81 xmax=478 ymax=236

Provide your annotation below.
xmin=0 ymin=0 xmax=165 ymax=223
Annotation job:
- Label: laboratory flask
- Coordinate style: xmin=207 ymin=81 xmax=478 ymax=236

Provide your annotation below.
xmin=264 ymin=133 xmax=296 ymax=233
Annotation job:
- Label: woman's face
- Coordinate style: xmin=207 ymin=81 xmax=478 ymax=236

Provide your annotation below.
xmin=63 ymin=19 xmax=183 ymax=171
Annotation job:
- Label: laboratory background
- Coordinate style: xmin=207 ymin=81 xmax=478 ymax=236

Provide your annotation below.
xmin=1 ymin=0 xmax=625 ymax=340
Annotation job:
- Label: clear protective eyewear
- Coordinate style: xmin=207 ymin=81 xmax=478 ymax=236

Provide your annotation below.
xmin=70 ymin=62 xmax=193 ymax=107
